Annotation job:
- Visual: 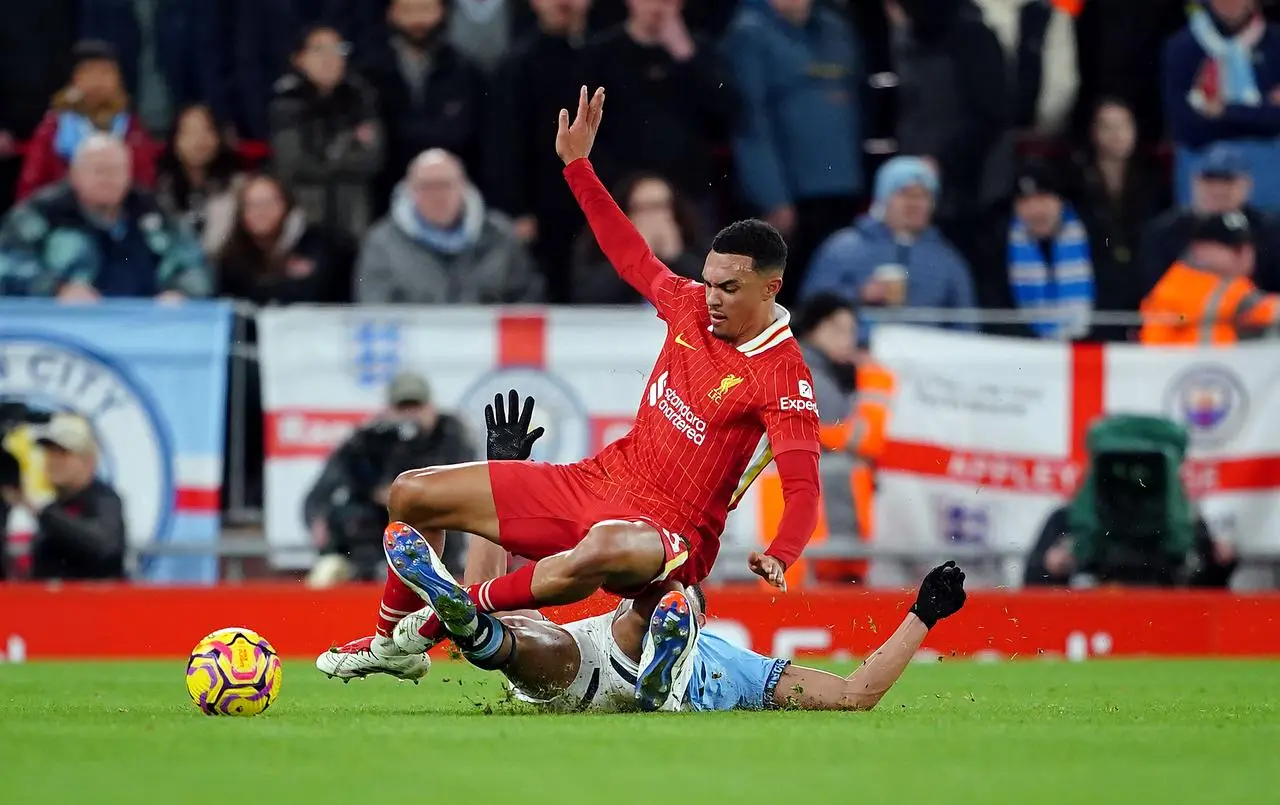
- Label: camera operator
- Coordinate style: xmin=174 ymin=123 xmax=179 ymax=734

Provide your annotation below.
xmin=0 ymin=414 xmax=127 ymax=581
xmin=1024 ymin=414 xmax=1236 ymax=588
xmin=304 ymin=371 xmax=475 ymax=586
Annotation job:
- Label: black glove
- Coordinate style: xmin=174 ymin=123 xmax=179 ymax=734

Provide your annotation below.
xmin=909 ymin=560 xmax=967 ymax=629
xmin=485 ymin=390 xmax=545 ymax=461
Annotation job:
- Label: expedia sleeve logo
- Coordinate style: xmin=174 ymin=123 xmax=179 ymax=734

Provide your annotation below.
xmin=779 ymin=379 xmax=818 ymax=413
xmin=0 ymin=338 xmax=173 ymax=549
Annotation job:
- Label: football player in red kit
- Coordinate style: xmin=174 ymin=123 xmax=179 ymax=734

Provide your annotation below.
xmin=318 ymin=86 xmax=822 ymax=681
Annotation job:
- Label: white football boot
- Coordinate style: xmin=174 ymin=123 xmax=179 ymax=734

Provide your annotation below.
xmin=393 ymin=606 xmax=444 ymax=655
xmin=315 ymin=635 xmax=431 ymax=682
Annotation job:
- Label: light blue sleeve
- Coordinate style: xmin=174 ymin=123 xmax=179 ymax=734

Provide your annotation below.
xmin=686 ymin=631 xmax=789 ymax=712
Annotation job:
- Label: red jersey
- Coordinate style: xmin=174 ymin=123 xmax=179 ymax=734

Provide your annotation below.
xmin=564 ymin=159 xmax=821 ymax=566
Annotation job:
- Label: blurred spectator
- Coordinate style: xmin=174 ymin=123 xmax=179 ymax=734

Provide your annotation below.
xmin=976 ymin=0 xmax=1078 ymax=137
xmin=792 ymin=294 xmax=894 ymax=583
xmin=213 ymin=174 xmax=354 ymax=305
xmin=487 ymin=0 xmax=592 ymax=303
xmin=155 ymin=104 xmax=243 ymax=247
xmin=79 ymin=0 xmax=226 ymax=137
xmin=1024 ymin=415 xmax=1237 ymax=588
xmin=0 ymin=3 xmax=77 ymax=212
xmin=0 ymin=415 xmax=127 ymax=581
xmin=1071 ymin=0 xmax=1185 ymax=144
xmin=304 ymin=371 xmax=475 ymax=585
xmin=1140 ymin=211 xmax=1278 ymax=345
xmin=0 ymin=135 xmax=208 ymax=299
xmin=843 ymin=1 xmax=895 ymax=169
xmin=579 ymin=0 xmax=736 ymax=206
xmin=572 ymin=172 xmax=703 ymax=303
xmin=449 ymin=0 xmax=519 ymax=73
xmin=270 ymin=24 xmax=384 ymax=238
xmin=355 ymin=0 xmax=489 ymax=211
xmin=887 ymin=0 xmax=1013 ymax=234
xmin=1068 ymin=98 xmax=1170 ymax=334
xmin=1003 ymin=160 xmax=1094 ymax=340
xmin=722 ymin=0 xmax=864 ymax=299
xmin=1139 ymin=144 xmax=1280 ymax=297
xmin=230 ymin=0 xmax=355 ymax=140
xmin=1163 ymin=0 xmax=1280 ymax=149
xmin=16 ymin=41 xmax=158 ymax=202
xmin=587 ymin=0 xmax=740 ymax=36
xmin=802 ymin=157 xmax=976 ymax=340
xmin=354 ymin=149 xmax=541 ymax=303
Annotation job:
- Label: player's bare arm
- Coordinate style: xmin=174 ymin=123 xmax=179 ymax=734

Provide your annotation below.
xmin=770 ymin=563 xmax=967 ymax=710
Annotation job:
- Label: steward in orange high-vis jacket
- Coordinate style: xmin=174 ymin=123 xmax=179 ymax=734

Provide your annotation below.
xmin=794 ymin=295 xmax=895 ymax=583
xmin=1141 ymin=211 xmax=1279 ymax=345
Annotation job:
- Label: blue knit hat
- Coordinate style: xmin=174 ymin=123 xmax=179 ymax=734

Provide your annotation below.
xmin=872 ymin=157 xmax=939 ymax=219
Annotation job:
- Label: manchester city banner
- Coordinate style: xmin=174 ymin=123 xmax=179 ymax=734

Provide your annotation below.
xmin=0 ymin=300 xmax=233 ymax=583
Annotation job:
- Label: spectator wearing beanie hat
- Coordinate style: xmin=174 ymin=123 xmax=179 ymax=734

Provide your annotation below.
xmin=1004 ymin=159 xmax=1095 ymax=341
xmin=801 ymin=156 xmax=977 ymax=342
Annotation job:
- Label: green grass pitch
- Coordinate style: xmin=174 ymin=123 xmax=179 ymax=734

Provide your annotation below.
xmin=1 ymin=660 xmax=1275 ymax=805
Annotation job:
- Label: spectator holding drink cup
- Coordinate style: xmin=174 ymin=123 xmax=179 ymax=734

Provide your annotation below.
xmin=801 ymin=156 xmax=978 ymax=342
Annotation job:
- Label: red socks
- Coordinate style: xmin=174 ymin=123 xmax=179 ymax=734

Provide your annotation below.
xmin=415 ymin=562 xmax=539 ymax=640
xmin=471 ymin=562 xmax=539 ymax=613
xmin=375 ymin=570 xmax=424 ymax=637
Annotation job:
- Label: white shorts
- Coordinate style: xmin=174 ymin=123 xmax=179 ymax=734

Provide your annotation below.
xmin=510 ymin=610 xmax=640 ymax=712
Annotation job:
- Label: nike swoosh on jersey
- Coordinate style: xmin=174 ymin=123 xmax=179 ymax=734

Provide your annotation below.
xmin=674 ymin=334 xmax=697 ymax=350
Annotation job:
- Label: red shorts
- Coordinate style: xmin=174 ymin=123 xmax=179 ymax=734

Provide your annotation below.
xmin=486 ymin=460 xmax=711 ymax=594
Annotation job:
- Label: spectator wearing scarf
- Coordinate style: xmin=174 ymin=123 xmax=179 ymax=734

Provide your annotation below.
xmin=802 ymin=156 xmax=977 ymax=340
xmin=16 ymin=40 xmax=157 ymax=202
xmin=354 ymin=149 xmax=542 ymax=304
xmin=1164 ymin=0 xmax=1280 ymax=149
xmin=1007 ymin=161 xmax=1094 ymax=340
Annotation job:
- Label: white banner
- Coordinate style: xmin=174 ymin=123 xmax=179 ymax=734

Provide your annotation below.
xmin=256 ymin=306 xmax=764 ymax=569
xmin=872 ymin=326 xmax=1280 ymax=584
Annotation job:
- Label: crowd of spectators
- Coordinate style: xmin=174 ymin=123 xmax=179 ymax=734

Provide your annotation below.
xmin=2 ymin=0 xmax=1280 ymax=341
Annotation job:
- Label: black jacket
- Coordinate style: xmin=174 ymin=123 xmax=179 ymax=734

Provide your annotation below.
xmin=579 ymin=26 xmax=736 ymax=199
xmin=354 ymin=34 xmax=488 ymax=208
xmin=217 ymin=220 xmax=355 ymax=306
xmin=893 ymin=0 xmax=1012 ymax=223
xmin=1024 ymin=506 xmax=1236 ymax=588
xmin=1066 ymin=154 xmax=1171 ymax=340
xmin=268 ymin=72 xmax=383 ymax=237
xmin=31 ymin=480 xmax=127 ymax=581
xmin=485 ymin=30 xmax=590 ymax=302
xmin=1138 ymin=206 xmax=1280 ymax=301
xmin=303 ymin=413 xmax=475 ymax=536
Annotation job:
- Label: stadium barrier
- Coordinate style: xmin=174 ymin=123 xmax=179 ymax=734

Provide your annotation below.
xmin=2 ymin=583 xmax=1279 ymax=661
xmin=5 ymin=299 xmax=1280 ymax=588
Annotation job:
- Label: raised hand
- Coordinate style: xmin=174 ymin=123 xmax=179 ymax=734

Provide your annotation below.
xmin=556 ymin=85 xmax=605 ymax=166
xmin=908 ymin=560 xmax=967 ymax=628
xmin=485 ymin=389 xmax=546 ymax=461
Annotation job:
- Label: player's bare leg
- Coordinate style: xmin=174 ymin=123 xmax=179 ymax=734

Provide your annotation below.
xmin=317 ymin=462 xmax=503 ymax=680
xmin=481 ymin=615 xmax=582 ymax=700
xmin=527 ymin=520 xmax=671 ymax=604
